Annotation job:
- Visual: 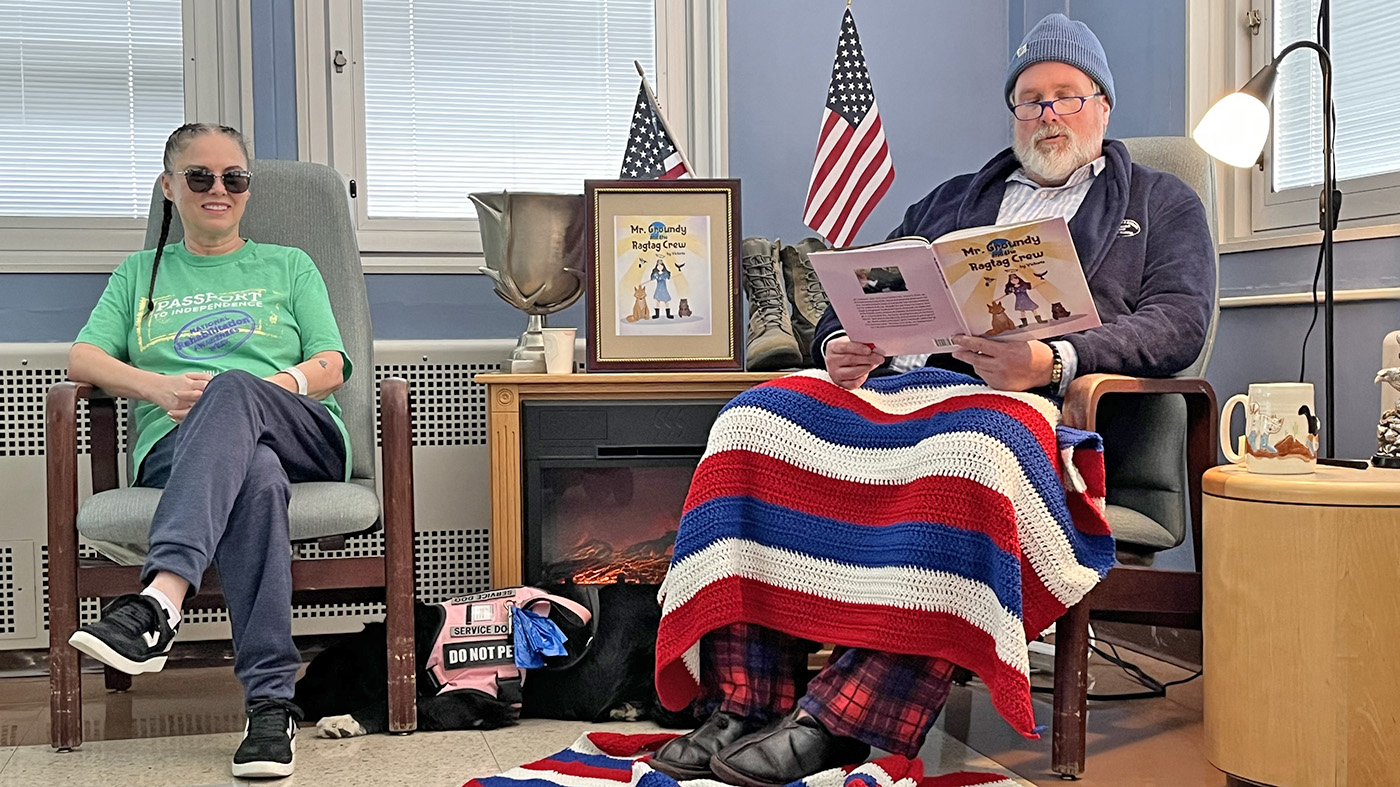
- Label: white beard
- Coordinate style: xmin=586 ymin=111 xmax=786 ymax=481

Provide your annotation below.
xmin=1012 ymin=125 xmax=1102 ymax=185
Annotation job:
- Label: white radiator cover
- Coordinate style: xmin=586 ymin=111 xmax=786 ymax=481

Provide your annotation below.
xmin=0 ymin=339 xmax=536 ymax=650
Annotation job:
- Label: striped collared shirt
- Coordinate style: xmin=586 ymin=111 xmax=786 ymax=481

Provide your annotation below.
xmin=887 ymin=155 xmax=1106 ymax=394
xmin=996 ymin=155 xmax=1106 ymax=225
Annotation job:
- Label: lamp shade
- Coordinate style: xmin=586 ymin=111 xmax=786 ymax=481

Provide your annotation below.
xmin=1192 ymin=92 xmax=1272 ymax=169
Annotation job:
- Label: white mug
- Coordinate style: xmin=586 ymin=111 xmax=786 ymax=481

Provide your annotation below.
xmin=1220 ymin=382 xmax=1319 ymax=474
xmin=541 ymin=327 xmax=577 ymax=374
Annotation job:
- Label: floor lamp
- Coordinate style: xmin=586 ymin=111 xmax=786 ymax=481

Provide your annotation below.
xmin=1192 ymin=40 xmax=1347 ymax=461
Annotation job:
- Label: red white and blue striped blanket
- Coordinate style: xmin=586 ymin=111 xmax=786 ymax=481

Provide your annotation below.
xmin=463 ymin=732 xmax=1022 ymax=787
xmin=654 ymin=369 xmax=1115 ymax=738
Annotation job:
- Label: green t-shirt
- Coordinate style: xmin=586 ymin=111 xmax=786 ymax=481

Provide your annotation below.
xmin=75 ymin=240 xmax=354 ymax=481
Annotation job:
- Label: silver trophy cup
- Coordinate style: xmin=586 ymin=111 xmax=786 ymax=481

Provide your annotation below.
xmin=470 ymin=192 xmax=586 ymax=373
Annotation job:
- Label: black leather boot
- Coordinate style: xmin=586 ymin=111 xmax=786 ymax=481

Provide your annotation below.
xmin=666 ymin=309 xmax=674 ymax=319
xmin=653 ymin=308 xmax=660 ymax=319
xmin=650 ymin=710 xmax=764 ymax=780
xmin=710 ymin=711 xmax=870 ymax=787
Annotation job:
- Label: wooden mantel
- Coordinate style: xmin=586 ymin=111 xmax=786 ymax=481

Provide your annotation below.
xmin=478 ymin=372 xmax=785 ymax=586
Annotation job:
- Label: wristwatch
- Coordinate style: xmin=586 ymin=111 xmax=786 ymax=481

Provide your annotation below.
xmin=1047 ymin=343 xmax=1063 ymax=388
xmin=280 ymin=366 xmax=309 ymax=396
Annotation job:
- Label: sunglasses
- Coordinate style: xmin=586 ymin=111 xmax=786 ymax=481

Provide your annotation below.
xmin=170 ymin=168 xmax=252 ymax=194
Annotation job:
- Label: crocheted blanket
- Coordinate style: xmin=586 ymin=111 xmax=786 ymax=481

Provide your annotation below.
xmin=463 ymin=731 xmax=1023 ymax=787
xmin=654 ymin=369 xmax=1115 ymax=738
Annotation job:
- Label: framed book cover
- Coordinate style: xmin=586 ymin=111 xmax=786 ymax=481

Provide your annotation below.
xmin=584 ymin=179 xmax=742 ymax=372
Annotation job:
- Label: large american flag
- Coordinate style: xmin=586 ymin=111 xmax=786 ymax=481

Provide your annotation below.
xmin=802 ymin=8 xmax=894 ymax=248
xmin=620 ymin=83 xmax=693 ymax=180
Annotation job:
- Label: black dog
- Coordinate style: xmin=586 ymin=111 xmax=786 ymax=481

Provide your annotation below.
xmin=296 ymin=589 xmax=700 ymax=736
xmin=295 ymin=602 xmax=518 ymax=737
xmin=521 ymin=582 xmax=698 ymax=728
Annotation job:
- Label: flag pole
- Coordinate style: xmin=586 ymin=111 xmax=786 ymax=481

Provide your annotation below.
xmin=633 ymin=60 xmax=696 ymax=176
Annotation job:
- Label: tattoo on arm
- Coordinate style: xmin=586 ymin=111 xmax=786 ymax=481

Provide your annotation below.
xmin=318 ymin=360 xmax=328 ymax=368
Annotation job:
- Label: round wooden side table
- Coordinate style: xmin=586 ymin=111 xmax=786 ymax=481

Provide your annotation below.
xmin=1203 ymin=464 xmax=1400 ymax=787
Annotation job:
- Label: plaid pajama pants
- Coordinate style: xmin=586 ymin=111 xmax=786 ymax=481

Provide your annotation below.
xmin=699 ymin=623 xmax=958 ymax=757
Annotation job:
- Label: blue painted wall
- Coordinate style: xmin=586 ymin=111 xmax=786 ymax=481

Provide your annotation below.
xmin=1008 ymin=0 xmax=1186 ymax=139
xmin=727 ymin=0 xmax=1010 ymax=247
xmin=0 ymin=272 xmax=579 ymax=342
xmin=0 ymin=275 xmax=110 ymax=343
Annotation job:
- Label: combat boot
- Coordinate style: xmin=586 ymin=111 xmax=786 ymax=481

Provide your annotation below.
xmin=779 ymin=237 xmax=832 ymax=365
xmin=741 ymin=237 xmax=802 ymax=371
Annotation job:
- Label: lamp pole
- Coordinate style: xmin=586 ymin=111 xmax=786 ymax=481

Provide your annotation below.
xmin=1273 ymin=40 xmax=1338 ymax=458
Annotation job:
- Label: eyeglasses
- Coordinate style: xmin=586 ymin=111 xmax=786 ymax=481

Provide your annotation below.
xmin=169 ymin=168 xmax=252 ymax=194
xmin=1011 ymin=93 xmax=1104 ymax=121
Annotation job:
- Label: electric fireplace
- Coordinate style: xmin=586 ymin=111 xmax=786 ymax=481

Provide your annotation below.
xmin=521 ymin=400 xmax=724 ymax=586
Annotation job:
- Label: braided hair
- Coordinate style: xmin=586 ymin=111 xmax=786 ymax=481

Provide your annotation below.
xmin=143 ymin=123 xmax=250 ymax=321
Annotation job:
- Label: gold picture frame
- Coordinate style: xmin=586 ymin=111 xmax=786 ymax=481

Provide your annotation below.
xmin=584 ymin=179 xmax=742 ymax=371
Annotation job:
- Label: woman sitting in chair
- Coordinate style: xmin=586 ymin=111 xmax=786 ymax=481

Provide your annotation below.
xmin=66 ymin=123 xmax=350 ymax=779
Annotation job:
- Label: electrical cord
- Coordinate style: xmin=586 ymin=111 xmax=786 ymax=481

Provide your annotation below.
xmin=1028 ymin=641 xmax=1202 ymax=702
xmin=1299 ymin=242 xmax=1325 ymax=383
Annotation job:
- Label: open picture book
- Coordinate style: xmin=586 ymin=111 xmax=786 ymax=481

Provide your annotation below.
xmin=807 ymin=215 xmax=1101 ymax=356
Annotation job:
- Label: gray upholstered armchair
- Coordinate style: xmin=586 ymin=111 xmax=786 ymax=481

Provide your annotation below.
xmin=1050 ymin=136 xmax=1221 ymax=777
xmin=46 ymin=160 xmax=418 ymax=749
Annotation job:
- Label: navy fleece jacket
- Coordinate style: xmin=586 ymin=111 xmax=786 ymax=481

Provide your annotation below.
xmin=813 ymin=139 xmax=1215 ymax=380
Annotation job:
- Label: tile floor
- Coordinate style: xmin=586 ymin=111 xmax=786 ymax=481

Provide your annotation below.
xmin=0 ymin=646 xmax=1220 ymax=787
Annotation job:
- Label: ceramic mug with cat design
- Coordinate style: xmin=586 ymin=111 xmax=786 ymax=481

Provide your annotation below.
xmin=1220 ymin=383 xmax=1318 ymax=474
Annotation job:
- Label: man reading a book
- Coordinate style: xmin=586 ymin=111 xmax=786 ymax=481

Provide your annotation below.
xmin=818 ymin=15 xmax=1214 ymax=395
xmin=650 ymin=14 xmax=1214 ymax=787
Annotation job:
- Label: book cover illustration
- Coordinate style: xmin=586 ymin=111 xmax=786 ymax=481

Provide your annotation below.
xmin=613 ymin=215 xmax=713 ymax=336
xmin=931 ymin=217 xmax=1100 ymax=342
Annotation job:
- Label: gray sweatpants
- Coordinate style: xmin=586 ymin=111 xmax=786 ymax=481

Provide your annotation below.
xmin=138 ymin=369 xmax=345 ymax=702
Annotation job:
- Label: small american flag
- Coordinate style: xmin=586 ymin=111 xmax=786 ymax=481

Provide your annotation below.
xmin=802 ymin=8 xmax=894 ymax=248
xmin=620 ymin=83 xmax=693 ymax=180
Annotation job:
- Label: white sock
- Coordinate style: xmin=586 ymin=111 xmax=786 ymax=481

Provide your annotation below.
xmin=140 ymin=586 xmax=182 ymax=628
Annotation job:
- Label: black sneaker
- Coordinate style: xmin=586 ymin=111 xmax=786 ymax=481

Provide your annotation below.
xmin=68 ymin=593 xmax=178 ymax=675
xmin=232 ymin=698 xmax=300 ymax=779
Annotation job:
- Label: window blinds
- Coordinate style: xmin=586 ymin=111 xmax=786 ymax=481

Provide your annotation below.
xmin=361 ymin=0 xmax=656 ymax=219
xmin=1272 ymin=0 xmax=1400 ymax=191
xmin=0 ymin=0 xmax=184 ymax=218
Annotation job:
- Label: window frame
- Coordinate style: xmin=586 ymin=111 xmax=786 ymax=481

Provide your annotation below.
xmin=1250 ymin=0 xmax=1400 ymax=232
xmin=294 ymin=0 xmax=728 ymax=274
xmin=0 ymin=0 xmax=254 ymax=273
xmin=1188 ymin=0 xmax=1400 ymax=251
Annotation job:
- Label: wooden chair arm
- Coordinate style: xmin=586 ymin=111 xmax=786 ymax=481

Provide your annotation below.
xmin=47 ymin=381 xmax=122 ymax=494
xmin=1062 ymin=373 xmax=1216 ymax=432
xmin=1062 ymin=373 xmax=1219 ymax=573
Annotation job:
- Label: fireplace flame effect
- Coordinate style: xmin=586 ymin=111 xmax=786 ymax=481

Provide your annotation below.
xmin=543 ymin=530 xmax=677 ymax=585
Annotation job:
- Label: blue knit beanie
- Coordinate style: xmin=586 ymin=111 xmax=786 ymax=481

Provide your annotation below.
xmin=1005 ymin=13 xmax=1115 ymax=108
